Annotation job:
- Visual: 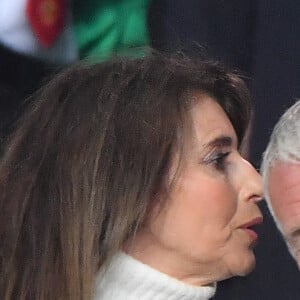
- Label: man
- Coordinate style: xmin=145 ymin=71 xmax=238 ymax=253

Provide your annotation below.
xmin=261 ymin=100 xmax=300 ymax=268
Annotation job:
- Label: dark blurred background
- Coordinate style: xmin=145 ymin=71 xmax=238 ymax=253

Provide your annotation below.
xmin=1 ymin=1 xmax=300 ymax=299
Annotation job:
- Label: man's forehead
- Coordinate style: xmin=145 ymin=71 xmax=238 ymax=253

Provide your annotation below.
xmin=268 ymin=161 xmax=300 ymax=235
xmin=269 ymin=161 xmax=300 ymax=188
xmin=268 ymin=161 xmax=300 ymax=213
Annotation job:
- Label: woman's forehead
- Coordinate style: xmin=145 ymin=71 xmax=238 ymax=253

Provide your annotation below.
xmin=188 ymin=95 xmax=238 ymax=149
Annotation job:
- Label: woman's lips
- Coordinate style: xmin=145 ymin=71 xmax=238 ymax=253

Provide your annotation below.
xmin=242 ymin=228 xmax=259 ymax=242
xmin=239 ymin=216 xmax=263 ymax=243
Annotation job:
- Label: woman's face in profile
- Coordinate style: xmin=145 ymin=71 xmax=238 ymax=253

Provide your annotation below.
xmin=130 ymin=94 xmax=263 ymax=285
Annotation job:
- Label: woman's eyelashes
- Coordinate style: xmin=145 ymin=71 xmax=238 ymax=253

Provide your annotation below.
xmin=203 ymin=150 xmax=231 ymax=171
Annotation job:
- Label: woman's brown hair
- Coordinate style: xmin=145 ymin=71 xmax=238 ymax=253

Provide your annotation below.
xmin=0 ymin=52 xmax=251 ymax=299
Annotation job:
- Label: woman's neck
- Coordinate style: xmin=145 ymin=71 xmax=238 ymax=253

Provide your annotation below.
xmin=95 ymin=252 xmax=216 ymax=300
xmin=124 ymin=229 xmax=226 ymax=287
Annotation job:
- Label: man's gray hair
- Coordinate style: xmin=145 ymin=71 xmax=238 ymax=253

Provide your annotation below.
xmin=261 ymin=100 xmax=300 ymax=194
xmin=261 ymin=100 xmax=300 ymax=229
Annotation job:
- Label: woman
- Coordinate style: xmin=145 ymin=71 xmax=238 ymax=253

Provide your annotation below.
xmin=0 ymin=52 xmax=263 ymax=299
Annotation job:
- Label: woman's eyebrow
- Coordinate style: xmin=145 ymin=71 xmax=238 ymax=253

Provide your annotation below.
xmin=203 ymin=136 xmax=233 ymax=149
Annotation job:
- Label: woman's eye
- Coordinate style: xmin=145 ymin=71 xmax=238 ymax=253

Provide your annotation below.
xmin=213 ymin=152 xmax=230 ymax=170
xmin=210 ymin=152 xmax=230 ymax=171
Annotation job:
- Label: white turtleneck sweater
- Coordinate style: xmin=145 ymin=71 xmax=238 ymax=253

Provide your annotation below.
xmin=94 ymin=252 xmax=216 ymax=300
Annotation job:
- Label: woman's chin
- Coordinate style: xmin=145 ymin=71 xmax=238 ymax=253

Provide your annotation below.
xmin=234 ymin=252 xmax=256 ymax=277
xmin=222 ymin=250 xmax=256 ymax=280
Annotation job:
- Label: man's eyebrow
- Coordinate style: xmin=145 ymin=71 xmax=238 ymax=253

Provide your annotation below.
xmin=203 ymin=136 xmax=233 ymax=149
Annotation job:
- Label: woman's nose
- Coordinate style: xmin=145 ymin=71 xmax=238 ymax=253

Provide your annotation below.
xmin=241 ymin=159 xmax=264 ymax=202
